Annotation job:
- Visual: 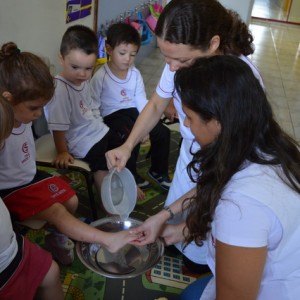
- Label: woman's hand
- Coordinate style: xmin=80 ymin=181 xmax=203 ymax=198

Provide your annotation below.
xmin=105 ymin=143 xmax=132 ymax=171
xmin=129 ymin=212 xmax=168 ymax=246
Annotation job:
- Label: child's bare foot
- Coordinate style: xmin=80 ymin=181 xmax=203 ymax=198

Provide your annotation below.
xmin=137 ymin=186 xmax=145 ymax=201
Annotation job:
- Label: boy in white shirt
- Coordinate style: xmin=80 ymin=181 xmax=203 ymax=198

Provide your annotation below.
xmin=91 ymin=23 xmax=171 ymax=191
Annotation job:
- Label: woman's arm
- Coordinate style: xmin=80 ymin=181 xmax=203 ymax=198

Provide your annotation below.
xmin=130 ymin=187 xmax=196 ymax=245
xmin=216 ymin=240 xmax=267 ymax=300
xmin=105 ymin=92 xmax=171 ymax=171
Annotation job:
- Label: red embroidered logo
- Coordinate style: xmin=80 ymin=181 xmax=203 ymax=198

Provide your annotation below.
xmin=22 ymin=142 xmax=29 ymax=153
xmin=48 ymin=184 xmax=59 ymax=193
xmin=121 ymin=89 xmax=127 ymax=97
xmin=79 ymin=100 xmax=88 ymax=114
xmin=21 ymin=142 xmax=30 ymax=163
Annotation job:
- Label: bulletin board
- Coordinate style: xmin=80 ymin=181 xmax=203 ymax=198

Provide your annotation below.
xmin=65 ymin=0 xmax=99 ymax=30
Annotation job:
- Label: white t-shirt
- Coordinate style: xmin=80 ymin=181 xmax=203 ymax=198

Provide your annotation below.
xmin=207 ymin=162 xmax=300 ymax=299
xmin=0 ymin=123 xmax=36 ymax=189
xmin=0 ymin=198 xmax=17 ymax=272
xmin=44 ymin=76 xmax=109 ymax=158
xmin=159 ymin=55 xmax=264 ymax=266
xmin=90 ymin=63 xmax=148 ymax=117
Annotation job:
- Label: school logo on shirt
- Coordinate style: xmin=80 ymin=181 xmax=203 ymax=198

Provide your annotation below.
xmin=79 ymin=100 xmax=88 ymax=115
xmin=21 ymin=142 xmax=30 ymax=163
xmin=48 ymin=184 xmax=59 ymax=193
xmin=120 ymin=89 xmax=130 ymax=103
xmin=120 ymin=89 xmax=127 ymax=97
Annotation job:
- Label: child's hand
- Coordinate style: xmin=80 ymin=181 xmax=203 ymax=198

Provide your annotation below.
xmin=164 ymin=99 xmax=178 ymax=122
xmin=104 ymin=230 xmax=141 ymax=253
xmin=141 ymin=134 xmax=149 ymax=144
xmin=52 ymin=151 xmax=74 ymax=169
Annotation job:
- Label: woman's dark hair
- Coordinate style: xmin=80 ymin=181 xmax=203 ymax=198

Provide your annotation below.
xmin=155 ymin=0 xmax=254 ymax=55
xmin=174 ymin=55 xmax=300 ymax=247
xmin=60 ymin=25 xmax=98 ymax=57
xmin=106 ymin=23 xmax=141 ymax=51
xmin=0 ymin=42 xmax=54 ymax=104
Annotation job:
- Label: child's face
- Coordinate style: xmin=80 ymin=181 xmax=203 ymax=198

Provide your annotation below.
xmin=60 ymin=49 xmax=96 ymax=85
xmin=182 ymin=104 xmax=221 ymax=147
xmin=13 ymin=98 xmax=49 ymax=126
xmin=107 ymin=43 xmax=138 ymax=72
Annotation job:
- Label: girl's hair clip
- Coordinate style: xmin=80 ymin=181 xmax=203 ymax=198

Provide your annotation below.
xmin=14 ymin=48 xmax=21 ymax=55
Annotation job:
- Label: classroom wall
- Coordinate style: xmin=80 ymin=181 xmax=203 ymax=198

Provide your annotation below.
xmin=0 ymin=0 xmax=95 ymax=75
xmin=97 ymin=0 xmax=160 ymax=65
xmin=219 ymin=0 xmax=255 ymax=24
xmin=0 ymin=0 xmax=254 ymax=74
xmin=289 ymin=0 xmax=300 ymax=23
xmin=97 ymin=0 xmax=150 ymax=28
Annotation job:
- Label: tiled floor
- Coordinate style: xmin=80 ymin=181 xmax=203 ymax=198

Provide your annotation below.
xmin=252 ymin=0 xmax=289 ymax=21
xmin=138 ymin=19 xmax=300 ymax=142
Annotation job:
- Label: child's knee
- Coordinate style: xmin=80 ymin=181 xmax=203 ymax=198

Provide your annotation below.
xmin=65 ymin=194 xmax=78 ymax=213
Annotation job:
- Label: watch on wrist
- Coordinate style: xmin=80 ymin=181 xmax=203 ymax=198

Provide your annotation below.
xmin=163 ymin=205 xmax=174 ymax=220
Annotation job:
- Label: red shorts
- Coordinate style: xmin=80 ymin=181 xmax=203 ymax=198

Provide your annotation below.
xmin=0 ymin=235 xmax=53 ymax=300
xmin=3 ymin=173 xmax=76 ymax=221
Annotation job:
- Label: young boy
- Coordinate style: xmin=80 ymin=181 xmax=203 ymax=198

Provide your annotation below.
xmin=44 ymin=25 xmax=144 ymax=198
xmin=90 ymin=23 xmax=171 ymax=191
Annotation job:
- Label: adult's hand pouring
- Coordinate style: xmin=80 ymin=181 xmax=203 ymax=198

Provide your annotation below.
xmin=105 ymin=143 xmax=132 ymax=172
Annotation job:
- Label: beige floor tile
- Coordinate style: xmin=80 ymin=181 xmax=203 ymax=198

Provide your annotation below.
xmin=293 ymin=126 xmax=300 ymax=142
xmin=279 ymin=121 xmax=295 ymax=138
xmin=288 ymin=99 xmax=300 ymax=110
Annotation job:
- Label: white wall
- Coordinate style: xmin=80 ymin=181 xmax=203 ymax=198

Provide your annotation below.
xmin=0 ymin=0 xmax=95 ymax=75
xmin=219 ymin=0 xmax=255 ymax=24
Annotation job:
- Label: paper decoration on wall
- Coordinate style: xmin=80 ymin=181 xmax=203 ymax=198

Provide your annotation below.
xmin=66 ymin=0 xmax=92 ymax=23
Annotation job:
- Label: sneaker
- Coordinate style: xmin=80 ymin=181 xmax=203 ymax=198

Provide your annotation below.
xmin=148 ymin=170 xmax=172 ymax=191
xmin=135 ymin=174 xmax=151 ymax=190
xmin=45 ymin=232 xmax=74 ymax=265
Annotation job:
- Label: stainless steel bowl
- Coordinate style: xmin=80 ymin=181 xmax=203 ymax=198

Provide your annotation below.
xmin=76 ymin=217 xmax=164 ymax=278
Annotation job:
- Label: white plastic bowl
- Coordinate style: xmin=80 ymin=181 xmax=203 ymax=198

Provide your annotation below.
xmin=101 ymin=168 xmax=137 ymax=219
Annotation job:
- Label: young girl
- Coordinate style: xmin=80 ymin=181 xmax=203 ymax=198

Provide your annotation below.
xmin=134 ymin=55 xmax=300 ymax=299
xmin=0 ymin=95 xmax=64 ymax=300
xmin=0 ymin=42 xmax=137 ymax=266
xmin=106 ymin=0 xmax=263 ymax=270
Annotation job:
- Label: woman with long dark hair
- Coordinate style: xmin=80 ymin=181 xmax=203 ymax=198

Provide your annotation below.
xmin=133 ymin=55 xmax=300 ymax=299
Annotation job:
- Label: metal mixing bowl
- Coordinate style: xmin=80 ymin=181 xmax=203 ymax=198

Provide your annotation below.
xmin=76 ymin=217 xmax=164 ymax=278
